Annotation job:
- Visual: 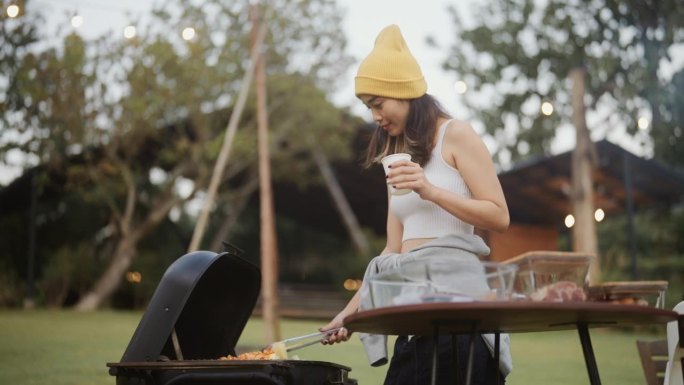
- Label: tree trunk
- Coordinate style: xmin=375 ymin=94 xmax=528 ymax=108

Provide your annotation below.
xmin=75 ymin=168 xmax=185 ymax=311
xmin=311 ymin=146 xmax=371 ymax=255
xmin=187 ymin=14 xmax=267 ymax=252
xmin=252 ymin=4 xmax=281 ymax=343
xmin=569 ymin=67 xmax=600 ymax=284
xmin=74 ymin=237 xmax=135 ymax=311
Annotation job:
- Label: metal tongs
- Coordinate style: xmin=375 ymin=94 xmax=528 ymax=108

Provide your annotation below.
xmin=268 ymin=327 xmax=342 ymax=354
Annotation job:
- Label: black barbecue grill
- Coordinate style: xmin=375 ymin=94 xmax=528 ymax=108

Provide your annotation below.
xmin=107 ymin=244 xmax=357 ymax=385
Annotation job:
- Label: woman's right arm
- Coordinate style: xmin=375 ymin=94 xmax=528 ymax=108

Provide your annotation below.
xmin=321 ymin=195 xmax=403 ymax=344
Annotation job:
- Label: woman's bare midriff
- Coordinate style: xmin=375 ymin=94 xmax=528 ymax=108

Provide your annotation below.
xmin=401 ymin=237 xmax=436 ymax=253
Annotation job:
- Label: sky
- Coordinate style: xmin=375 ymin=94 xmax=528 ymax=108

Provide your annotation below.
xmin=3 ymin=0 xmax=683 ymax=184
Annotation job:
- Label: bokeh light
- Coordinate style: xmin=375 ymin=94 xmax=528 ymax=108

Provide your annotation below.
xmin=343 ymin=278 xmax=362 ymax=291
xmin=7 ymin=4 xmax=20 ymax=18
xmin=125 ymin=271 xmax=142 ymax=283
xmin=182 ymin=27 xmax=196 ymax=41
xmin=594 ymin=208 xmax=605 ymax=222
xmin=564 ymin=214 xmax=575 ymax=228
xmin=454 ymin=80 xmax=467 ymax=94
xmin=123 ymin=25 xmax=136 ymax=39
xmin=71 ymin=15 xmax=84 ymax=29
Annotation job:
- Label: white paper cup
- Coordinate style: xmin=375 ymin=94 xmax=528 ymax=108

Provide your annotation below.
xmin=381 ymin=153 xmax=412 ymax=196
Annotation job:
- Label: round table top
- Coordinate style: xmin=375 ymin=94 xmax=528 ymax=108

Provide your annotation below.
xmin=344 ymin=301 xmax=678 ymax=335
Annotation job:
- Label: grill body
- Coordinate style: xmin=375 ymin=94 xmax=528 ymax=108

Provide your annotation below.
xmin=108 ymin=360 xmax=356 ymax=385
xmin=108 ymin=245 xmax=356 ymax=385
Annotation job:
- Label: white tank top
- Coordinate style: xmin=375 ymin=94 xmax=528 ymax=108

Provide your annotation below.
xmin=389 ymin=120 xmax=474 ymax=242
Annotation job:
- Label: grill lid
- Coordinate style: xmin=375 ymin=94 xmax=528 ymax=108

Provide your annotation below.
xmin=120 ymin=246 xmax=260 ymax=362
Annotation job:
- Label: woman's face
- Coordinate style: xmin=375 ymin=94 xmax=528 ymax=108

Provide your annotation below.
xmin=359 ymin=95 xmax=410 ymax=136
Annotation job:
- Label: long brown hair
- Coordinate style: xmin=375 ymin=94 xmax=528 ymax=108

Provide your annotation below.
xmin=363 ymin=94 xmax=451 ymax=168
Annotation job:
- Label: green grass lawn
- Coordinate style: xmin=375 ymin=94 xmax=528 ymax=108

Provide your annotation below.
xmin=0 ymin=309 xmax=663 ymax=384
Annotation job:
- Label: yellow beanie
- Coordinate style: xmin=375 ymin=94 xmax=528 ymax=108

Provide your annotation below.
xmin=355 ymin=25 xmax=427 ymax=99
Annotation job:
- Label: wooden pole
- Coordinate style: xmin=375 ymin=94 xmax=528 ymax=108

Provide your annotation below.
xmin=622 ymin=152 xmax=638 ymax=280
xmin=310 ymin=145 xmax=371 ymax=255
xmin=251 ymin=3 xmax=281 ymax=343
xmin=187 ymin=13 xmax=268 ymax=252
xmin=569 ymin=67 xmax=600 ymax=284
xmin=24 ymin=172 xmax=37 ymax=309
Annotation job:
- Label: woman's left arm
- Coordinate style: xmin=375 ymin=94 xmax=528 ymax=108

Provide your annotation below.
xmin=388 ymin=121 xmax=509 ymax=232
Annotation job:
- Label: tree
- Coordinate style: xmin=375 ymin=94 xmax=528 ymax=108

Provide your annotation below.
xmin=1 ymin=0 xmax=354 ymax=310
xmin=441 ymin=0 xmax=684 ymax=281
xmin=443 ymin=0 xmax=683 ymax=163
xmin=656 ymin=68 xmax=684 ymax=166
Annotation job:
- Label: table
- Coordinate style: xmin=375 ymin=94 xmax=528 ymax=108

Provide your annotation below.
xmin=344 ymin=301 xmax=680 ymax=385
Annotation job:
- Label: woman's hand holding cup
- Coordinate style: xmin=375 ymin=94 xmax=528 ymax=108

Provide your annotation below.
xmin=381 ymin=153 xmax=412 ymax=196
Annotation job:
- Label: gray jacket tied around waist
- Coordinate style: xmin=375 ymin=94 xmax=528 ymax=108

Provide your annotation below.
xmin=356 ymin=233 xmax=513 ymax=377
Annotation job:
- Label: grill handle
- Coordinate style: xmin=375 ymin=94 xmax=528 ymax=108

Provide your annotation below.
xmin=164 ymin=371 xmax=287 ymax=385
xmin=221 ymin=241 xmax=244 ymax=256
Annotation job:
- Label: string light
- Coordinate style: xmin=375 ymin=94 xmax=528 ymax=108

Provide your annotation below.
xmin=541 ymin=101 xmax=554 ymax=116
xmin=123 ymin=25 xmax=136 ymax=39
xmin=71 ymin=14 xmax=84 ymax=29
xmin=638 ymin=117 xmax=649 ymax=130
xmin=16 ymin=3 xmax=204 ymax=44
xmin=181 ymin=27 xmax=195 ymax=41
xmin=6 ymin=4 xmax=20 ymax=18
xmin=565 ymin=210 xmax=605 ymax=228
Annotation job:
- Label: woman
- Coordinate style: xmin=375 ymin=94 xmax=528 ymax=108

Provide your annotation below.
xmin=320 ymin=25 xmax=510 ymax=384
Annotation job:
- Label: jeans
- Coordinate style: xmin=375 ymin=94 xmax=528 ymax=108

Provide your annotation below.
xmin=383 ymin=335 xmax=504 ymax=385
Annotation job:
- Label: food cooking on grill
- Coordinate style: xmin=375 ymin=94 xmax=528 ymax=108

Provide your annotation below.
xmin=219 ymin=343 xmax=288 ymax=361
xmin=219 ymin=347 xmax=277 ymax=361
